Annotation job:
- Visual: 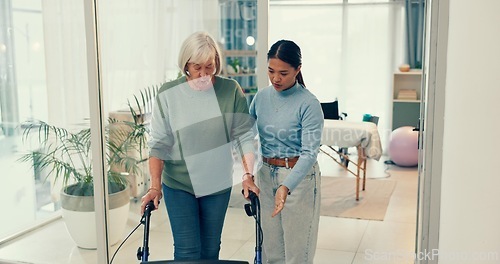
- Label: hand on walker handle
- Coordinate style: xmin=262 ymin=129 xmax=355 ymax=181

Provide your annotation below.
xmin=242 ymin=174 xmax=260 ymax=200
xmin=272 ymin=185 xmax=289 ymax=217
xmin=140 ymin=188 xmax=162 ymax=215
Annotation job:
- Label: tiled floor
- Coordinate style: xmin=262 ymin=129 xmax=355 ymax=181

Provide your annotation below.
xmin=0 ymin=153 xmax=419 ymax=264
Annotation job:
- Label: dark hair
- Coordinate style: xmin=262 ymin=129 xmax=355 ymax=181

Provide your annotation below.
xmin=267 ymin=40 xmax=305 ymax=87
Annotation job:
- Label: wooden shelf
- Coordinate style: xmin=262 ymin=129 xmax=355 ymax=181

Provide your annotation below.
xmin=393 ymin=71 xmax=422 ymax=100
xmin=225 ymin=73 xmax=257 ymax=77
xmin=223 ymin=50 xmax=257 ymax=57
xmin=393 ymin=99 xmax=420 ymax=103
xmin=394 ymin=70 xmax=422 ymax=75
xmin=392 ymin=70 xmax=423 ymax=129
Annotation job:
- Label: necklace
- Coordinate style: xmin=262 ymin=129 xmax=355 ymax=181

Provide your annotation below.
xmin=271 ymin=93 xmax=285 ymax=112
xmin=271 ymin=89 xmax=296 ymax=112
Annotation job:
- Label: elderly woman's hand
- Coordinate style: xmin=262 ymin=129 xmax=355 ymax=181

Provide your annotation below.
xmin=140 ymin=187 xmax=162 ymax=215
xmin=242 ymin=173 xmax=260 ymax=200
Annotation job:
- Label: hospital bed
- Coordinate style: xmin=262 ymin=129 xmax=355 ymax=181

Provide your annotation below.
xmin=320 ymin=119 xmax=383 ymax=200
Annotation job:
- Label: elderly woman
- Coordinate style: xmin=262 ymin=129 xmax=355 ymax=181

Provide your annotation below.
xmin=141 ymin=31 xmax=255 ymax=261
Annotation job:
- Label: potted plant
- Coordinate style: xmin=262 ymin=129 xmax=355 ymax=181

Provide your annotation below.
xmin=18 ymin=86 xmax=158 ymax=249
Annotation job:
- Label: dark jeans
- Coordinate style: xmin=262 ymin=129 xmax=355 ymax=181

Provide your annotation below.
xmin=162 ymin=184 xmax=231 ymax=260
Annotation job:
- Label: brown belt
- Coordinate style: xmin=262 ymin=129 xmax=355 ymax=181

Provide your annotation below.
xmin=263 ymin=156 xmax=299 ymax=168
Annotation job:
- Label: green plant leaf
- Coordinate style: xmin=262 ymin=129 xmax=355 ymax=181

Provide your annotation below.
xmin=19 ymin=84 xmax=160 ymax=197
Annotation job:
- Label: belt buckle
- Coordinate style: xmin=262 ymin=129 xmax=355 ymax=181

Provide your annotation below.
xmin=285 ymin=157 xmax=289 ymax=169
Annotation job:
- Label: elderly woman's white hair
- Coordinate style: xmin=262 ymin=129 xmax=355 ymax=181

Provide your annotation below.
xmin=178 ymin=31 xmax=223 ymax=76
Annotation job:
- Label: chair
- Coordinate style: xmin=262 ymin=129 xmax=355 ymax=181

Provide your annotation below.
xmin=320 ymin=101 xmax=347 ymax=120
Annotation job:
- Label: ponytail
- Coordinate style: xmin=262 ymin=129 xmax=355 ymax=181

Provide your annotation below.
xmin=296 ymin=71 xmax=305 ymax=88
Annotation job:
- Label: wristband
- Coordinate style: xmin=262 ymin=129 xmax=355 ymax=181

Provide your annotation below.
xmin=242 ymin=172 xmax=254 ymax=181
xmin=278 ymin=184 xmax=291 ymax=195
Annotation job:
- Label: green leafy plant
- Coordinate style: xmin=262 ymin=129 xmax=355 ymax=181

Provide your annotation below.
xmin=19 ymin=85 xmax=160 ymax=197
xmin=230 ymin=58 xmax=240 ymax=73
xmin=125 ymin=84 xmax=160 ymax=155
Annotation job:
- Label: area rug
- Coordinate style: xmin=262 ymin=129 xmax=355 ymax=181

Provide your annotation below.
xmin=229 ymin=177 xmax=396 ymax=221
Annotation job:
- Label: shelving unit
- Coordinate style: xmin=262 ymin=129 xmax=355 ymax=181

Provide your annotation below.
xmin=219 ymin=0 xmax=262 ymax=104
xmin=222 ymin=49 xmax=258 ymax=102
xmin=392 ymin=70 xmax=422 ymax=130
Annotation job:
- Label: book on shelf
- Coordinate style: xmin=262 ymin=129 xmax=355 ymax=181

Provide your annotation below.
xmin=397 ymin=89 xmax=417 ymax=100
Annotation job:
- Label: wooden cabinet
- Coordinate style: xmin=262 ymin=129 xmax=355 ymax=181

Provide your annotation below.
xmin=392 ymin=70 xmax=422 ymax=130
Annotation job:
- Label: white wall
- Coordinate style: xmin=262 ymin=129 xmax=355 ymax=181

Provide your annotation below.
xmin=438 ymin=0 xmax=500 ymax=263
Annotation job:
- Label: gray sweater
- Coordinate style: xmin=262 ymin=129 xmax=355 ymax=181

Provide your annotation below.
xmin=148 ymin=76 xmax=255 ymax=196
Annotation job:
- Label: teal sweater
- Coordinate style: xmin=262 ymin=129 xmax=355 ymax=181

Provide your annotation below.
xmin=249 ymin=82 xmax=323 ymax=193
xmin=148 ymin=76 xmax=255 ymax=196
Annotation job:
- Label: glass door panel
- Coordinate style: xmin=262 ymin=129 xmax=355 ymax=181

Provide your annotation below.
xmin=0 ymin=0 xmax=101 ymax=263
xmin=0 ymin=0 xmax=267 ymax=262
xmin=1 ymin=0 xmax=60 ymax=240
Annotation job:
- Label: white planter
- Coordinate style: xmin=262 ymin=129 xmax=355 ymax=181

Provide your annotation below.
xmin=60 ymin=185 xmax=130 ymax=249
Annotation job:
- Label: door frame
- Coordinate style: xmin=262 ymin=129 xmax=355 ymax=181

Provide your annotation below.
xmin=416 ymin=0 xmax=449 ymax=263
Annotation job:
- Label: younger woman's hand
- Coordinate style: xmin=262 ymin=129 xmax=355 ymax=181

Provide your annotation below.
xmin=272 ymin=185 xmax=289 ymax=217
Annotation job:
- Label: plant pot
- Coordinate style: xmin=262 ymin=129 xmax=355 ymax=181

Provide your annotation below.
xmin=60 ymin=184 xmax=130 ymax=249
